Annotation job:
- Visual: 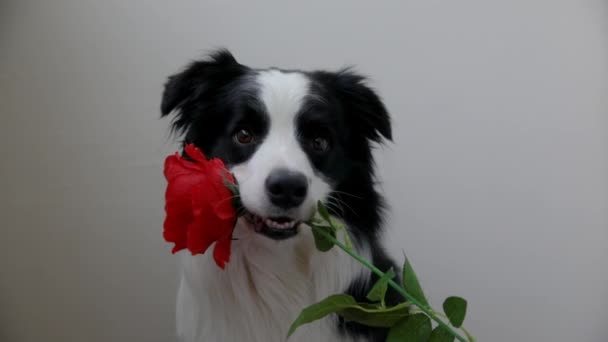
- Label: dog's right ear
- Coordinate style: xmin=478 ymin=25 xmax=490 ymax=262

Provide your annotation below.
xmin=161 ymin=49 xmax=247 ymax=134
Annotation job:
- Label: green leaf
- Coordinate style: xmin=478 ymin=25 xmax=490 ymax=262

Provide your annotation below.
xmin=317 ymin=200 xmax=331 ymax=222
xmin=337 ymin=301 xmax=411 ymax=327
xmin=287 ymin=295 xmax=413 ymax=339
xmin=329 ymin=217 xmax=344 ymax=230
xmin=428 ymin=326 xmax=455 ymax=342
xmin=402 ymin=257 xmax=429 ymax=307
xmin=386 ymin=314 xmax=432 ymax=342
xmin=443 ymin=296 xmax=467 ymax=328
xmin=287 ymin=294 xmax=357 ymax=337
xmin=309 ymin=216 xmax=325 ymax=225
xmin=328 ymin=216 xmax=352 ymax=250
xmin=311 ymin=225 xmax=336 ymax=252
xmin=366 ymin=267 xmax=396 ymax=303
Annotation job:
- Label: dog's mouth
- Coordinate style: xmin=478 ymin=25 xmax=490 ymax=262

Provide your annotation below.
xmin=243 ymin=211 xmax=301 ymax=240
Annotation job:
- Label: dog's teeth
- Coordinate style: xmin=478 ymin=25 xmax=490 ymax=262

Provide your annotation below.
xmin=260 ymin=218 xmax=300 ymax=230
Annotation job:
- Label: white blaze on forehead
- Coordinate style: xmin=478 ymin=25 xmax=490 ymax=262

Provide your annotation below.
xmin=258 ymin=69 xmax=310 ymax=131
xmin=231 ymin=69 xmax=331 ymax=218
xmin=256 ymin=70 xmax=311 ymax=170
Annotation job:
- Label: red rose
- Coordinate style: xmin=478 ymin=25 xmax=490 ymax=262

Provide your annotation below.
xmin=163 ymin=144 xmax=237 ymax=269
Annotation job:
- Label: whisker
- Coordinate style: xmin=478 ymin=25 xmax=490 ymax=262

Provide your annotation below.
xmin=326 ymin=195 xmax=360 ymax=219
xmin=325 ymin=199 xmax=344 ymax=216
xmin=330 ymin=190 xmax=363 ymax=200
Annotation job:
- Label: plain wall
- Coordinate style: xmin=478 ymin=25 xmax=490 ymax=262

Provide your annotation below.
xmin=1 ymin=1 xmax=607 ymax=341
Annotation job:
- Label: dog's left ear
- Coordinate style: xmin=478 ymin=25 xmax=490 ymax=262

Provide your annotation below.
xmin=331 ymin=69 xmax=392 ymax=142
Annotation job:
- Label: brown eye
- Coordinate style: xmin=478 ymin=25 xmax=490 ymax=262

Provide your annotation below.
xmin=233 ymin=129 xmax=254 ymax=145
xmin=311 ymin=137 xmax=329 ymax=152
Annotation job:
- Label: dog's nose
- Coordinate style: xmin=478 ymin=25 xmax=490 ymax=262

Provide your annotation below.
xmin=265 ymin=169 xmax=308 ymax=209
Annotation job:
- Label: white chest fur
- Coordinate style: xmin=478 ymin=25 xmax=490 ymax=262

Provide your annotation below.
xmin=175 ymin=220 xmax=370 ymax=342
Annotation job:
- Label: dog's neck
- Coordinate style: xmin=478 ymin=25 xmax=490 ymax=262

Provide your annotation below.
xmin=176 ymin=219 xmax=370 ymax=342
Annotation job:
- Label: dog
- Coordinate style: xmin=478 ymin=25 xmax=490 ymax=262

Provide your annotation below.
xmin=161 ymin=50 xmax=400 ymax=342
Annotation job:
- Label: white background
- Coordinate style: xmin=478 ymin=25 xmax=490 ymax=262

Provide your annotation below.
xmin=1 ymin=1 xmax=607 ymax=341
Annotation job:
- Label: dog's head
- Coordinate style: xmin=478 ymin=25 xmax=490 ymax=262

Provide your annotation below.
xmin=161 ymin=50 xmax=391 ymax=241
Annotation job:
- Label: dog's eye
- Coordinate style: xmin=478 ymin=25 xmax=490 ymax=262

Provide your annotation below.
xmin=311 ymin=137 xmax=329 ymax=152
xmin=233 ymin=129 xmax=255 ymax=145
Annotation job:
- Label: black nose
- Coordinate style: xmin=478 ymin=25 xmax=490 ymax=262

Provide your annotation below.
xmin=265 ymin=169 xmax=308 ymax=209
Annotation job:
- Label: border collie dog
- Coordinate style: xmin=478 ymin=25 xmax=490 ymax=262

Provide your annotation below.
xmin=161 ymin=50 xmax=400 ymax=342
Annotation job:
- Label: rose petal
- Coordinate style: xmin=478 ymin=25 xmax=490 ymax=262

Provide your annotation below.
xmin=163 ymin=160 xmax=202 ymax=253
xmin=184 ymin=144 xmax=208 ymax=164
xmin=214 ymin=199 xmax=236 ymax=220
xmin=186 ymin=218 xmax=215 ymax=254
xmin=163 ymin=204 xmax=192 ymax=253
xmin=163 ymin=145 xmax=238 ymax=269
xmin=164 ymin=154 xmax=206 ymax=179
xmin=213 ymin=236 xmax=232 ymax=269
xmin=189 ymin=184 xmax=232 ymax=250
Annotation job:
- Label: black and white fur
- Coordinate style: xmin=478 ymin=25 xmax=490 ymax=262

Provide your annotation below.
xmin=161 ymin=50 xmax=400 ymax=342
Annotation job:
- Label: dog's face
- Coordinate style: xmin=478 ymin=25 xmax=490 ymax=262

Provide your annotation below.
xmin=161 ymin=50 xmax=391 ymax=241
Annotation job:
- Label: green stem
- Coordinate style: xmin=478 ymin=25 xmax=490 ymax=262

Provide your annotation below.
xmin=310 ymin=225 xmax=468 ymax=342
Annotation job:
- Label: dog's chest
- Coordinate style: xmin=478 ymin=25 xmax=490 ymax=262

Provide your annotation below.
xmin=176 ymin=226 xmax=368 ymax=342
